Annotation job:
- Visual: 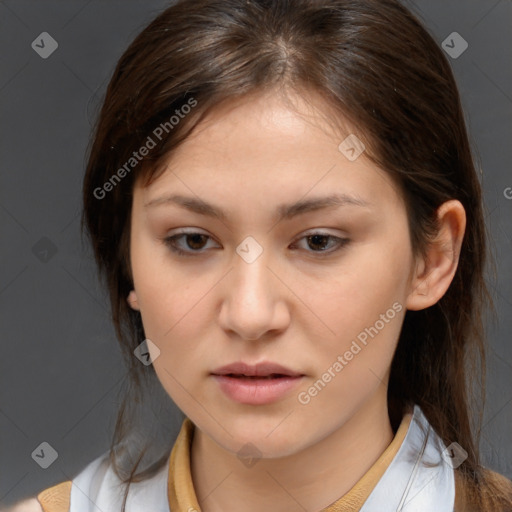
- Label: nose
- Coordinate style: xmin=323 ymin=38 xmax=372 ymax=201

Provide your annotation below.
xmin=218 ymin=249 xmax=290 ymax=341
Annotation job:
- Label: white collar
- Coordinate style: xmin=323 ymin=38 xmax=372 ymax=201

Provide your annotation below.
xmin=361 ymin=405 xmax=455 ymax=511
xmin=69 ymin=405 xmax=454 ymax=511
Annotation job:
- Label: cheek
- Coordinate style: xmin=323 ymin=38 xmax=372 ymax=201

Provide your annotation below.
xmin=297 ymin=276 xmax=405 ymax=418
xmin=129 ymin=233 xmax=209 ymax=374
xmin=309 ymin=249 xmax=408 ymax=334
xmin=131 ymin=228 xmax=198 ymax=326
xmin=135 ymin=272 xmax=213 ymax=345
xmin=297 ymin=245 xmax=410 ymax=385
xmin=132 ymin=258 xmax=214 ymax=408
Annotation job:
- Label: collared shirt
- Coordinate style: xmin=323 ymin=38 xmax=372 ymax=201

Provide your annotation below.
xmin=37 ymin=405 xmax=462 ymax=511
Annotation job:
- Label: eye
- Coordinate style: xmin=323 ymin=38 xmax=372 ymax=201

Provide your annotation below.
xmin=163 ymin=230 xmax=349 ymax=257
xmin=163 ymin=231 xmax=219 ymax=256
xmin=291 ymin=232 xmax=350 ymax=254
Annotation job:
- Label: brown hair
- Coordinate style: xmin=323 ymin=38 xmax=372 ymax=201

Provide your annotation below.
xmin=82 ymin=0 xmax=512 ymax=509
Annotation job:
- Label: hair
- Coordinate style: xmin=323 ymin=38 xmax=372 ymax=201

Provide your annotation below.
xmin=82 ymin=0 xmax=512 ymax=510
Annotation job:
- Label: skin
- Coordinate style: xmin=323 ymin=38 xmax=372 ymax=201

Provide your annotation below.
xmin=14 ymin=89 xmax=465 ymax=512
xmin=123 ymin=88 xmax=465 ymax=512
xmin=3 ymin=500 xmax=44 ymax=512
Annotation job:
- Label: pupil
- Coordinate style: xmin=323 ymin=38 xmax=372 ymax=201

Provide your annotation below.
xmin=308 ymin=234 xmax=328 ymax=251
xmin=187 ymin=234 xmax=207 ymax=250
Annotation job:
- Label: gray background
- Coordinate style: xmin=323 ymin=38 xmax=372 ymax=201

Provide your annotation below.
xmin=0 ymin=0 xmax=511 ymax=506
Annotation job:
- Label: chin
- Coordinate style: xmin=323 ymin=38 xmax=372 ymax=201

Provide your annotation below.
xmin=218 ymin=421 xmax=308 ymax=459
xmin=228 ymin=436 xmax=304 ymax=461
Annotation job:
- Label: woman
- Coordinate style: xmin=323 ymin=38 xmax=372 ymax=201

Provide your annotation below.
xmin=14 ymin=0 xmax=512 ymax=510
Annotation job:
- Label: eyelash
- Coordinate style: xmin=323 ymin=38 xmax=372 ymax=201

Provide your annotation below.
xmin=162 ymin=231 xmax=350 ymax=257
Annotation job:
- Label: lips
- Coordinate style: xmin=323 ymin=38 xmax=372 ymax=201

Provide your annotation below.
xmin=211 ymin=361 xmax=304 ymax=405
xmin=211 ymin=361 xmax=303 ymax=378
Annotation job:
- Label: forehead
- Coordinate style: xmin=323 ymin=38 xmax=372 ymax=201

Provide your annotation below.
xmin=134 ymin=90 xmax=403 ymax=215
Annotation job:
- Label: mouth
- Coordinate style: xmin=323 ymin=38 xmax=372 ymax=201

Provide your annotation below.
xmin=211 ymin=361 xmax=303 ymax=378
xmin=221 ymin=373 xmax=293 ymax=379
xmin=211 ymin=362 xmax=304 ymax=405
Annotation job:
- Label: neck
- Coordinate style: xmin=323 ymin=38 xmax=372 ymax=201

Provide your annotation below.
xmin=190 ymin=389 xmax=395 ymax=512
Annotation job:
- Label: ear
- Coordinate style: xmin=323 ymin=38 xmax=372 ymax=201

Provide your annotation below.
xmin=406 ymin=200 xmax=466 ymax=311
xmin=127 ymin=290 xmax=140 ymax=311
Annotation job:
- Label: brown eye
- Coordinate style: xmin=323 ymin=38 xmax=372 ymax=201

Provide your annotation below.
xmin=306 ymin=234 xmax=332 ymax=251
xmin=183 ymin=233 xmax=209 ymax=250
xmin=164 ymin=230 xmax=349 ymax=257
xmin=163 ymin=232 xmax=218 ymax=256
xmin=292 ymin=232 xmax=350 ymax=255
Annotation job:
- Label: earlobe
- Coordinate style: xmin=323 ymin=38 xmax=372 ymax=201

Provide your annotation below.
xmin=127 ymin=290 xmax=140 ymax=311
xmin=406 ymin=200 xmax=466 ymax=311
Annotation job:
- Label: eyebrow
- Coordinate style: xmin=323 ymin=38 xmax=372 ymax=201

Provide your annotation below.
xmin=144 ymin=193 xmax=370 ymax=222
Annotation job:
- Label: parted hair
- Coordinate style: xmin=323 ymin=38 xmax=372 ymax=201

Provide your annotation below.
xmin=82 ymin=0 xmax=512 ymax=510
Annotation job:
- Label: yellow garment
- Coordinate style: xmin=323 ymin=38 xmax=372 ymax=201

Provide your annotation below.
xmin=37 ymin=481 xmax=71 ymax=512
xmin=38 ymin=412 xmax=412 ymax=512
xmin=169 ymin=413 xmax=412 ymax=512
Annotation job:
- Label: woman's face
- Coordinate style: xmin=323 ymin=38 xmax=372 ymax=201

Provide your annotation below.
xmin=128 ymin=90 xmax=417 ymax=458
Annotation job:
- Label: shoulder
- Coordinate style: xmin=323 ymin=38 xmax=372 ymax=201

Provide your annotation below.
xmin=36 ymin=480 xmax=72 ymax=512
xmin=9 ymin=454 xmax=109 ymax=512
xmin=454 ymin=467 xmax=512 ymax=512
xmin=481 ymin=467 xmax=512 ymax=506
xmin=17 ymin=450 xmax=171 ymax=512
xmin=27 ymin=453 xmax=110 ymax=512
xmin=482 ymin=468 xmax=512 ymax=489
xmin=2 ymin=498 xmax=43 ymax=512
